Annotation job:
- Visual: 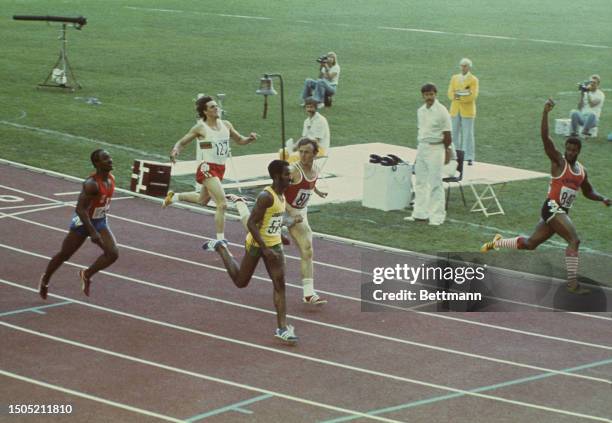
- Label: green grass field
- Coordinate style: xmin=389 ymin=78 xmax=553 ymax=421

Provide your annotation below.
xmin=1 ymin=0 xmax=610 ymax=283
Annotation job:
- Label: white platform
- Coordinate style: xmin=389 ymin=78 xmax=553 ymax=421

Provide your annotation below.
xmin=168 ymin=143 xmax=548 ymax=206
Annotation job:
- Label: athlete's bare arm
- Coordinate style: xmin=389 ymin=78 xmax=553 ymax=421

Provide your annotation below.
xmin=76 ymin=179 xmax=102 ymax=246
xmin=170 ymin=123 xmax=203 ymax=163
xmin=314 ymin=186 xmax=328 ymax=198
xmin=225 ymin=121 xmax=257 ymax=145
xmin=541 ymin=99 xmax=564 ymax=175
xmin=247 ymin=191 xmax=276 ymax=260
xmin=580 ymin=170 xmax=611 ymax=205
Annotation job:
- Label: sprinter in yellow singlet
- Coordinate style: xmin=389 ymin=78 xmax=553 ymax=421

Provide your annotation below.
xmin=201 ymin=160 xmax=298 ymax=344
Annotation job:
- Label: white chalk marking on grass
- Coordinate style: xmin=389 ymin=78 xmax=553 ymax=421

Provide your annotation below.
xmin=126 ymin=6 xmax=271 ymax=20
xmin=0 ymin=369 xmax=187 ymax=422
xmin=2 ymin=244 xmax=611 ymax=383
xmin=1 ymin=320 xmax=401 ymax=423
xmin=1 ymin=293 xmax=610 ymax=422
xmin=217 ymin=13 xmax=271 ymax=20
xmin=125 ymin=6 xmax=183 ymax=13
xmin=0 ymin=121 xmax=167 ymax=161
xmin=380 ymin=26 xmax=611 ymax=49
xmin=125 ymin=5 xmax=610 ymax=49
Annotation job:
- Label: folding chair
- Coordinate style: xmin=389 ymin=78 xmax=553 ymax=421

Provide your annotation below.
xmin=443 ymin=150 xmax=466 ymax=210
xmin=469 ymin=179 xmax=506 ymax=217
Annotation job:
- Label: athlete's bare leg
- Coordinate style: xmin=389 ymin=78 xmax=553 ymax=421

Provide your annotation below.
xmin=41 ymin=231 xmax=87 ymax=289
xmin=203 ymin=177 xmax=227 ymax=237
xmin=262 ymin=249 xmax=288 ymax=329
xmin=521 ymin=220 xmax=556 ymax=250
xmin=215 ymin=244 xmax=259 ymax=288
xmin=178 ymin=190 xmax=211 ymax=206
xmin=289 ymin=221 xmax=314 ymax=281
xmin=83 ymin=228 xmax=119 ymax=279
xmin=548 ymin=214 xmax=580 ymax=250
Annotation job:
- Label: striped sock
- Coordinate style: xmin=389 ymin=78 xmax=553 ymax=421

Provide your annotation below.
xmin=494 ymin=236 xmax=525 ymax=250
xmin=565 ymin=249 xmax=579 ymax=286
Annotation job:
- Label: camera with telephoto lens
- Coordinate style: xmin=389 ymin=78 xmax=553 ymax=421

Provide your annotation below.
xmin=577 ymin=80 xmax=592 ymax=93
xmin=316 ymin=55 xmax=328 ymax=64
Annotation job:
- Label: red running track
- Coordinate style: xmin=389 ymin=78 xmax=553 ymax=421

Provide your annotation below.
xmin=1 ymin=162 xmax=611 ymax=423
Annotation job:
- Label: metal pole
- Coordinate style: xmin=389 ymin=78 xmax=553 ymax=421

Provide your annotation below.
xmin=266 ymin=73 xmax=286 ymax=160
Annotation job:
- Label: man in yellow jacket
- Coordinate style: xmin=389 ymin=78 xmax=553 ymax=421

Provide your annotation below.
xmin=447 ymin=58 xmax=479 ymax=165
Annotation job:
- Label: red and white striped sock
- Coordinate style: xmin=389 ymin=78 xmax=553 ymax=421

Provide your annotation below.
xmin=494 ymin=236 xmax=525 ymax=250
xmin=565 ymin=248 xmax=579 ymax=286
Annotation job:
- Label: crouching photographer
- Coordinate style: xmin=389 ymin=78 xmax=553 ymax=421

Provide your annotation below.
xmin=570 ymin=74 xmax=605 ymax=138
xmin=300 ymin=52 xmax=340 ymax=109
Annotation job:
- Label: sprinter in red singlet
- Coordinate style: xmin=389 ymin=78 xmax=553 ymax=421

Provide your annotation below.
xmin=284 ymin=138 xmax=328 ymax=305
xmin=480 ymin=100 xmax=610 ymax=294
xmin=39 ymin=149 xmax=119 ymax=299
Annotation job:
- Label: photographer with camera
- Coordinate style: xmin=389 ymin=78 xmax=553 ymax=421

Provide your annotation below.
xmin=570 ymin=74 xmax=604 ymax=138
xmin=300 ymin=51 xmax=340 ymax=109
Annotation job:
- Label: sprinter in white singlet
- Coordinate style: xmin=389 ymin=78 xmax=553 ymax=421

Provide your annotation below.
xmin=163 ymin=95 xmax=257 ymax=242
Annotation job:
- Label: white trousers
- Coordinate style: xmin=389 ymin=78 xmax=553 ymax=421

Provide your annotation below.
xmin=413 ymin=142 xmax=446 ymax=224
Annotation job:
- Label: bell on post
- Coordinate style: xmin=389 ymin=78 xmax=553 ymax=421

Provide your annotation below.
xmin=256 ymin=76 xmax=277 ymax=96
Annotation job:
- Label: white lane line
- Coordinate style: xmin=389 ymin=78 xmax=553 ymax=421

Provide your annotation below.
xmin=1 ymin=245 xmax=610 ymax=383
xmin=5 ymin=181 xmax=611 ymax=317
xmin=0 ymin=181 xmax=363 ymax=274
xmin=5 ymin=211 xmax=612 ymax=347
xmin=1 ymin=177 xmax=611 ymax=322
xmin=0 ymin=204 xmax=66 ymax=219
xmin=54 ymin=191 xmax=81 ymax=196
xmin=2 ymin=292 xmax=609 ymax=422
xmin=0 ymin=202 xmax=60 ymax=211
xmin=0 ymin=369 xmax=183 ymax=422
xmin=0 ymin=121 xmax=167 ymax=161
xmin=4 ymin=157 xmax=612 ymax=275
xmin=0 ymin=320 xmax=401 ymax=423
xmin=0 ymin=183 xmax=66 ymax=204
xmin=108 ymin=212 xmax=363 ymax=274
xmin=105 ymin=214 xmax=612 ymax=316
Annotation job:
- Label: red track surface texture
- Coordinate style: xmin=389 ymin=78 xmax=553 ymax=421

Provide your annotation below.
xmin=1 ymin=163 xmax=611 ymax=423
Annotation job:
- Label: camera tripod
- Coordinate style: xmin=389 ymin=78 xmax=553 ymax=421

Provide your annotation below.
xmin=38 ymin=24 xmax=81 ymax=90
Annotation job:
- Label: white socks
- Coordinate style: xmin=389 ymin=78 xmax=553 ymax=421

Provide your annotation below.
xmin=303 ymin=278 xmax=314 ymax=297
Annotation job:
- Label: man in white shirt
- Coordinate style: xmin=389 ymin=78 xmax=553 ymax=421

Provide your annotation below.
xmin=302 ymin=98 xmax=330 ymax=155
xmin=282 ymin=97 xmax=331 ymax=162
xmin=301 ymin=52 xmax=340 ymax=109
xmin=405 ymin=83 xmax=452 ymax=226
xmin=570 ymin=74 xmax=605 ymax=137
